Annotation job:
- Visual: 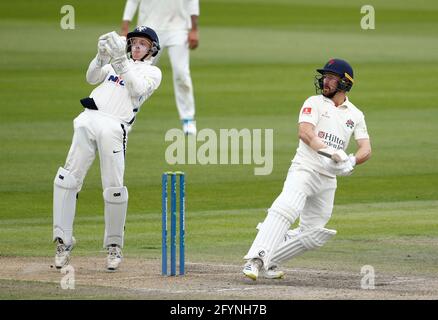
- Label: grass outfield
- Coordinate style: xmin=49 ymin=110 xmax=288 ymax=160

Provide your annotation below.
xmin=1 ymin=0 xmax=438 ymax=295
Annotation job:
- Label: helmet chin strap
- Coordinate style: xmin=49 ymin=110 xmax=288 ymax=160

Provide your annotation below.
xmin=141 ymin=52 xmax=152 ymax=61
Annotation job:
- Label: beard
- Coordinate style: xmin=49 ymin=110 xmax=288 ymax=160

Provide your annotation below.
xmin=322 ymin=87 xmax=337 ymax=99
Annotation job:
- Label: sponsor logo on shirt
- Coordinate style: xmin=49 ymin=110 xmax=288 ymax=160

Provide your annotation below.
xmin=318 ymin=131 xmax=346 ymax=149
xmin=302 ymin=107 xmax=312 ymax=115
xmin=108 ymin=75 xmax=125 ymax=86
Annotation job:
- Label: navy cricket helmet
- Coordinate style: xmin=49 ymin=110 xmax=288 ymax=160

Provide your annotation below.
xmin=315 ymin=58 xmax=354 ymax=92
xmin=127 ymin=26 xmax=161 ymax=60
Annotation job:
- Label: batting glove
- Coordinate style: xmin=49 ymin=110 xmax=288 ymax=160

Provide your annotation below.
xmin=318 ymin=147 xmax=349 ymax=163
xmin=321 ymin=155 xmax=355 ymax=176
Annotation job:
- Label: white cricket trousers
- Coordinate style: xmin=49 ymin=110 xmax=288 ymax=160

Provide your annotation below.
xmin=65 ymin=109 xmax=127 ymax=190
xmin=153 ymin=30 xmax=195 ymax=120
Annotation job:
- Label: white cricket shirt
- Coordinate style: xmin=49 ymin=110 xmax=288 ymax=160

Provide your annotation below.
xmin=123 ymin=0 xmax=200 ymax=31
xmin=86 ymin=58 xmax=162 ymax=125
xmin=293 ymin=95 xmax=369 ymax=177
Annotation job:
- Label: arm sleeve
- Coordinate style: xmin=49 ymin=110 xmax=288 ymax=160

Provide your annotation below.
xmin=121 ymin=66 xmax=162 ymax=98
xmin=122 ymin=0 xmax=140 ymax=21
xmin=354 ymin=114 xmax=370 ymax=140
xmin=187 ymin=0 xmax=200 ymax=16
xmin=298 ymin=97 xmax=319 ymax=126
xmin=86 ymin=56 xmax=111 ymax=85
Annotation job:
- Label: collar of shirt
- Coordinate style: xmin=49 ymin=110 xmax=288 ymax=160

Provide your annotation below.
xmin=133 ymin=59 xmax=153 ymax=65
xmin=322 ymin=95 xmax=350 ymax=109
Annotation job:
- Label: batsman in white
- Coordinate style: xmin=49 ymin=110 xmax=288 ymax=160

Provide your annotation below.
xmin=121 ymin=0 xmax=200 ymax=135
xmin=53 ymin=26 xmax=162 ymax=271
xmin=243 ymin=58 xmax=372 ymax=280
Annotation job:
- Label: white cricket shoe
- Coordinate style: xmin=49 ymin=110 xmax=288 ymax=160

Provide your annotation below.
xmin=243 ymin=258 xmax=263 ymax=281
xmin=106 ymin=244 xmax=123 ymax=271
xmin=262 ymin=265 xmax=285 ymax=279
xmin=182 ymin=119 xmax=197 ymax=135
xmin=55 ymin=237 xmax=76 ymax=269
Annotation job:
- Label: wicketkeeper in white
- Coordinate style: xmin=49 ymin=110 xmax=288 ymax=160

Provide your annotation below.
xmin=122 ymin=0 xmax=200 ymax=135
xmin=53 ymin=26 xmax=162 ymax=271
xmin=243 ymin=58 xmax=372 ymax=280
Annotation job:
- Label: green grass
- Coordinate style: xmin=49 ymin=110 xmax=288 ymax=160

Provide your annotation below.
xmin=1 ymin=0 xmax=438 ymax=292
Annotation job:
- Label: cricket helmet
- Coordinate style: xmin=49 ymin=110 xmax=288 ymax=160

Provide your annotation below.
xmin=315 ymin=58 xmax=354 ymax=92
xmin=126 ymin=26 xmax=160 ymax=60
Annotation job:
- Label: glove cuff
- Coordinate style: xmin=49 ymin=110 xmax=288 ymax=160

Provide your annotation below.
xmin=349 ymin=155 xmax=356 ymax=167
xmin=96 ymin=54 xmax=110 ymax=67
xmin=111 ymin=56 xmax=129 ymax=74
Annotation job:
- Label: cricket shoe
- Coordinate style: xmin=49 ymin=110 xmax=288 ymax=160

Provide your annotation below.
xmin=106 ymin=244 xmax=123 ymax=271
xmin=243 ymin=258 xmax=263 ymax=281
xmin=55 ymin=237 xmax=76 ymax=269
xmin=262 ymin=265 xmax=285 ymax=279
xmin=182 ymin=119 xmax=197 ymax=135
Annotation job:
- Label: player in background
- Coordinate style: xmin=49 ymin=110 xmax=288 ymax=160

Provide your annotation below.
xmin=121 ymin=0 xmax=200 ymax=135
xmin=53 ymin=27 xmax=162 ymax=271
xmin=243 ymin=58 xmax=372 ymax=280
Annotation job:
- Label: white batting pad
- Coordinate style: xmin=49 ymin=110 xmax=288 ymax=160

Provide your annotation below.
xmin=244 ymin=212 xmax=291 ymax=269
xmin=103 ymin=186 xmax=128 ymax=248
xmin=245 ymin=189 xmax=307 ymax=268
xmin=269 ymin=189 xmax=307 ymax=225
xmin=270 ymin=227 xmax=337 ymax=266
xmin=53 ymin=167 xmax=79 ymax=246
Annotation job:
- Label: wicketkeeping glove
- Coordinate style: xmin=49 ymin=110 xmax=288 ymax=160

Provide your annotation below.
xmin=104 ymin=32 xmax=129 ymax=74
xmin=96 ymin=32 xmax=112 ymax=67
